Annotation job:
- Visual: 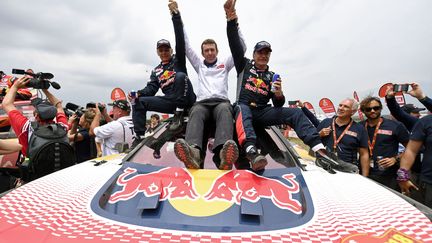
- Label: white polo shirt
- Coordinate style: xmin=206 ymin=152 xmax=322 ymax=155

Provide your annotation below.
xmin=94 ymin=116 xmax=134 ymax=156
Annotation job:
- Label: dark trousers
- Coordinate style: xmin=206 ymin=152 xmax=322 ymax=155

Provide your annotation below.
xmin=185 ymin=99 xmax=233 ymax=151
xmin=133 ymin=72 xmax=196 ymax=135
xmin=234 ymin=103 xmax=321 ymax=150
xmin=418 ymin=181 xmax=432 ymax=208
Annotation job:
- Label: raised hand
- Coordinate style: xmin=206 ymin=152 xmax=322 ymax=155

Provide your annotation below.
xmin=168 ymin=0 xmax=178 ymax=14
xmin=407 ymin=82 xmax=426 ymax=100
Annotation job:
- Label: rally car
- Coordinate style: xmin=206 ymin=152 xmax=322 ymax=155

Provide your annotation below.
xmin=0 ymin=119 xmax=431 ymax=243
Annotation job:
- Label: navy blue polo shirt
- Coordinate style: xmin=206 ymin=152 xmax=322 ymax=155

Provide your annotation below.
xmin=410 ymin=115 xmax=432 ymax=184
xmin=317 ymin=117 xmax=368 ymax=165
xmin=360 ymin=118 xmax=409 ymax=176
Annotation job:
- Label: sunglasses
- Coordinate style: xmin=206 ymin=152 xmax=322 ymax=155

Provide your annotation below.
xmin=364 ymin=106 xmax=382 ymax=112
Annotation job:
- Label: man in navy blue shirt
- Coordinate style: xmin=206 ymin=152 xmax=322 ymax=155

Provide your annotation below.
xmin=317 ymin=98 xmax=369 ymax=176
xmin=398 ymin=115 xmax=432 ymax=207
xmin=359 ymin=96 xmax=409 ymax=190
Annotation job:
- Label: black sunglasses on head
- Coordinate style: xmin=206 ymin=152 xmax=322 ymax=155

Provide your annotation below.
xmin=364 ymin=106 xmax=382 ymax=112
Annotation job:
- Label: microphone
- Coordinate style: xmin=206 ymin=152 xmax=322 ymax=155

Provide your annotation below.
xmin=50 ymin=81 xmax=61 ymax=90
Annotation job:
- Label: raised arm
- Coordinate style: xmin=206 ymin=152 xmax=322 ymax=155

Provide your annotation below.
xmin=225 ymin=0 xmax=246 ymax=74
xmin=385 ymin=87 xmax=417 ymax=131
xmin=408 ymin=82 xmax=432 ymax=112
xmin=169 ymin=0 xmax=187 ymax=73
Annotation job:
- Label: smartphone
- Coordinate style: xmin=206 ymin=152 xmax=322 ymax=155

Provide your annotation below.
xmin=393 ymin=84 xmax=409 ymax=92
xmin=288 ymin=100 xmax=298 ymax=105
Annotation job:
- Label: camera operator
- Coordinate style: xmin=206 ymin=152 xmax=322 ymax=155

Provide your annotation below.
xmin=1 ymin=76 xmax=68 ymax=157
xmin=90 ymin=100 xmax=134 ymax=156
xmin=68 ymin=108 xmax=97 ymax=163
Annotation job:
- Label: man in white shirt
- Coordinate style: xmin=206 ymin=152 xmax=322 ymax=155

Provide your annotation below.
xmin=90 ymin=100 xmax=134 ymax=156
xmin=168 ymin=0 xmax=245 ymax=170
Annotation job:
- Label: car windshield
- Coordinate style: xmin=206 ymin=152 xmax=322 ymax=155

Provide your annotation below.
xmin=127 ymin=122 xmax=299 ymax=169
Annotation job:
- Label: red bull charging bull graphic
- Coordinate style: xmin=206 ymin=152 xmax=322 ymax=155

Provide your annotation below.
xmin=204 ymin=170 xmax=302 ymax=214
xmin=92 ymin=163 xmax=314 ymax=232
xmin=109 ymin=167 xmax=199 ymax=204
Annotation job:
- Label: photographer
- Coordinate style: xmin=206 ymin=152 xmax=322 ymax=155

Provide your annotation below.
xmin=68 ymin=108 xmax=97 ymax=163
xmin=90 ymin=100 xmax=134 ymax=156
xmin=1 ymin=76 xmax=68 ymax=156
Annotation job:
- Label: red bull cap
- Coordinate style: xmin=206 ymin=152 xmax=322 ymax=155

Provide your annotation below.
xmin=254 ymin=41 xmax=272 ymax=52
xmin=157 ymin=39 xmax=171 ymax=49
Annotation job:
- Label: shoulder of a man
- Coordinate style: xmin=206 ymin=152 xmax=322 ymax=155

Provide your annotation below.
xmin=94 ymin=120 xmax=121 ymax=138
xmin=7 ymin=110 xmax=30 ymax=135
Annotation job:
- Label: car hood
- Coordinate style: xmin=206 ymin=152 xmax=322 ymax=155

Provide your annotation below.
xmin=0 ymin=158 xmax=431 ymax=243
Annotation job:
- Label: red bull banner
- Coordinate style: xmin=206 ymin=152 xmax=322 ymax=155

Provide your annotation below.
xmin=92 ymin=164 xmax=313 ymax=232
xmin=353 ymin=91 xmax=364 ymax=121
xmin=303 ymin=102 xmax=316 ymax=115
xmin=111 ymin=87 xmax=127 ymax=101
xmin=378 ymin=83 xmax=406 ymax=107
xmin=319 ymin=98 xmax=336 ymax=118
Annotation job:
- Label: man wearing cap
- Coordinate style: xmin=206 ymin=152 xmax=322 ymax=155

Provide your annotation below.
xmin=1 ymin=76 xmax=68 ymax=157
xmin=225 ymin=0 xmax=329 ymax=171
xmin=90 ymin=100 xmax=134 ymax=156
xmin=130 ymin=9 xmax=196 ymax=148
xmin=359 ymin=96 xmax=409 ymax=189
xmin=168 ymin=0 xmax=246 ymax=170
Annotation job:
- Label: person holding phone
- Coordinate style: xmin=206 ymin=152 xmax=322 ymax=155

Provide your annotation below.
xmin=385 ymin=82 xmax=432 ymax=131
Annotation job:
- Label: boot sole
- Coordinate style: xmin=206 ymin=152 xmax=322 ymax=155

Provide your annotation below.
xmin=219 ymin=140 xmax=239 ymax=170
xmin=251 ymin=155 xmax=268 ymax=171
xmin=174 ymin=139 xmax=200 ymax=169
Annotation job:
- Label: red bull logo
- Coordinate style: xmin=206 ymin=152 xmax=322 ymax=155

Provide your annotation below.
xmin=203 ymin=170 xmax=302 ymax=214
xmin=109 ymin=167 xmax=199 ymax=204
xmin=245 ymin=77 xmax=269 ymax=96
xmin=248 ymin=77 xmax=269 ymax=90
xmin=159 ymin=70 xmax=175 ymax=81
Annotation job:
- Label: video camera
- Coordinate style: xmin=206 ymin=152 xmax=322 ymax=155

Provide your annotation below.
xmin=65 ymin=103 xmax=85 ymax=119
xmin=11 ymin=69 xmax=61 ymax=90
xmin=65 ymin=102 xmax=105 ymax=119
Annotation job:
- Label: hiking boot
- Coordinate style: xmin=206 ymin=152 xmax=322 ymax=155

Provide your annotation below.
xmin=246 ymin=145 xmax=267 ymax=171
xmin=174 ymin=139 xmax=201 ymax=169
xmin=218 ymin=140 xmax=239 ymax=170
xmin=315 ymin=149 xmax=359 ymax=174
xmin=169 ymin=110 xmax=184 ymax=131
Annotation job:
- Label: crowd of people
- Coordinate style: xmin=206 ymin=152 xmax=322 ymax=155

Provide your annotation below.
xmin=0 ymin=0 xmax=431 ymax=208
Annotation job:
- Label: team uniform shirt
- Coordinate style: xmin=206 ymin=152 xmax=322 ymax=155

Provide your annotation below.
xmin=7 ymin=110 xmax=69 ymax=157
xmin=183 ymin=29 xmax=245 ymax=102
xmin=410 ymin=115 xmax=432 ymax=184
xmin=360 ymin=118 xmax=409 ymax=176
xmin=317 ymin=117 xmax=368 ymax=165
xmin=94 ymin=116 xmax=134 ymax=156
